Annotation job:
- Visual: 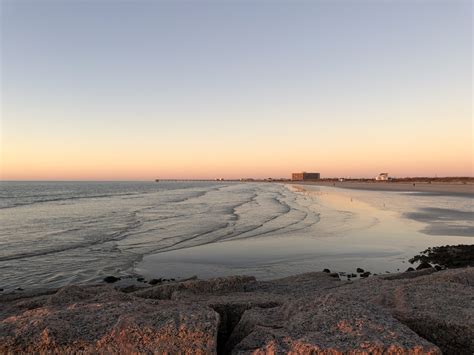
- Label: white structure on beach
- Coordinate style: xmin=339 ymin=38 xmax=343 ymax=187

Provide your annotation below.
xmin=375 ymin=173 xmax=389 ymax=181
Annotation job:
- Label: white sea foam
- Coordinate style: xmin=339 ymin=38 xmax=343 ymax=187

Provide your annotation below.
xmin=0 ymin=181 xmax=472 ymax=290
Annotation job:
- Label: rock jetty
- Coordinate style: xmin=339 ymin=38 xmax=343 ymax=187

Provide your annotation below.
xmin=1 ymin=268 xmax=472 ymax=354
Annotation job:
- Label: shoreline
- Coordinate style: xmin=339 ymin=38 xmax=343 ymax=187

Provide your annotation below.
xmin=288 ymin=180 xmax=474 ymax=197
xmin=3 ymin=182 xmax=472 ymax=292
xmin=135 ymin=182 xmax=473 ymax=284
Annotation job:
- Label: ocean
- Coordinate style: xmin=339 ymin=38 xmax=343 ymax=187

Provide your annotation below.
xmin=1 ymin=181 xmax=472 ymax=291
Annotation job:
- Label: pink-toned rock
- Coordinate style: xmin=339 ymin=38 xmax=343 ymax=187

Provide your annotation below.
xmin=229 ymin=294 xmax=441 ymax=354
xmin=1 ymin=269 xmax=472 ymax=354
xmin=342 ymin=268 xmax=474 ymax=354
xmin=0 ymin=285 xmax=219 ymax=354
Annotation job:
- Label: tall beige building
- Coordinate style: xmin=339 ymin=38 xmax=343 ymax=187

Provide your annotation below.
xmin=292 ymin=172 xmax=320 ymax=181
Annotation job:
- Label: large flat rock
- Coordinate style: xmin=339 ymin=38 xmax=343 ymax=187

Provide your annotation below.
xmin=0 ymin=285 xmax=219 ymax=354
xmin=349 ymin=268 xmax=474 ymax=354
xmin=229 ymin=294 xmax=441 ymax=354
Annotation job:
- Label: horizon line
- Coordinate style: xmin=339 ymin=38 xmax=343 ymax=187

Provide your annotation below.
xmin=1 ymin=176 xmax=473 ymax=183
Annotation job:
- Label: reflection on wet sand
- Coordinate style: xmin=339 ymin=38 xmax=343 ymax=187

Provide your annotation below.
xmin=137 ymin=184 xmax=473 ymax=280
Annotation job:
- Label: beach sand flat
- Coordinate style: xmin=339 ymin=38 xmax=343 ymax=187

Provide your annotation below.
xmin=289 ymin=181 xmax=474 ymax=197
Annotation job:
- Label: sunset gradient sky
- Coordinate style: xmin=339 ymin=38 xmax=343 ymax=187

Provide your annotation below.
xmin=1 ymin=0 xmax=472 ymax=180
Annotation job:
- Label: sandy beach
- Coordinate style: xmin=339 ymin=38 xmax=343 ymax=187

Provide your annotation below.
xmin=136 ymin=182 xmax=473 ymax=282
xmin=289 ymin=180 xmax=474 ymax=197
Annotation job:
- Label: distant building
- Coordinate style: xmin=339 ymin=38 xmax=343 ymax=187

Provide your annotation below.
xmin=375 ymin=173 xmax=389 ymax=181
xmin=292 ymin=172 xmax=320 ymax=181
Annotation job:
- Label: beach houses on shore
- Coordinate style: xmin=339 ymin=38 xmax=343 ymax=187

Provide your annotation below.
xmin=292 ymin=172 xmax=321 ymax=181
xmin=375 ymin=173 xmax=389 ymax=181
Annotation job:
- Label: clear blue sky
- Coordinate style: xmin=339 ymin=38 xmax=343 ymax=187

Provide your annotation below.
xmin=1 ymin=0 xmax=472 ymax=179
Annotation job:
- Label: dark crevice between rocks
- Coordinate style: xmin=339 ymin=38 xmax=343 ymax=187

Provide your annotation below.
xmin=394 ymin=316 xmax=473 ymax=355
xmin=211 ymin=302 xmax=280 ymax=355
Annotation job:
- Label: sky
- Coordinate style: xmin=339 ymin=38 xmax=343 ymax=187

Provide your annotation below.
xmin=1 ymin=0 xmax=472 ymax=180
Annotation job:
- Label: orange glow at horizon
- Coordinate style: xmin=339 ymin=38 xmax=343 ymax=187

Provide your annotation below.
xmin=2 ymin=130 xmax=472 ymax=180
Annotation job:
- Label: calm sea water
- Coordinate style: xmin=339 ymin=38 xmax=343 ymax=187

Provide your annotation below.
xmin=0 ymin=181 xmax=317 ymax=290
xmin=0 ymin=181 xmax=472 ymax=290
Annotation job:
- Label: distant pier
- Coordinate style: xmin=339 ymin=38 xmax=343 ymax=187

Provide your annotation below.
xmin=156 ymin=179 xmax=240 ymax=182
xmin=155 ymin=179 xmax=291 ymax=182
